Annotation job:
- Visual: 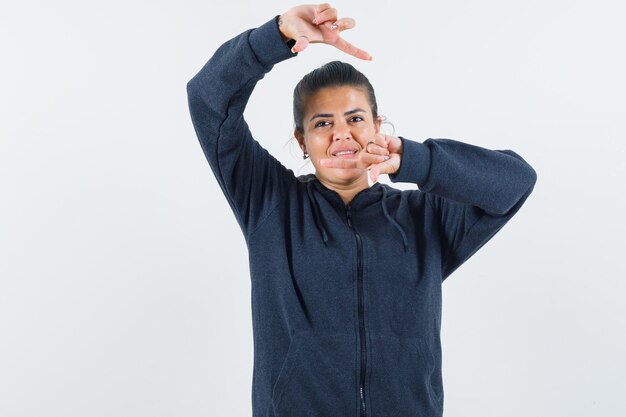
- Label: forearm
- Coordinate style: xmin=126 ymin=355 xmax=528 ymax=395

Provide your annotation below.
xmin=186 ymin=16 xmax=297 ymax=144
xmin=389 ymin=137 xmax=537 ymax=216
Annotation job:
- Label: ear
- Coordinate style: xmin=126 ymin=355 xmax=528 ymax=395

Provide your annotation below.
xmin=375 ymin=115 xmax=382 ymax=133
xmin=294 ymin=128 xmax=306 ymax=153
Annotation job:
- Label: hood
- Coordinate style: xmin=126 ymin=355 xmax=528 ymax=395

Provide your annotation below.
xmin=300 ymin=174 xmax=409 ymax=252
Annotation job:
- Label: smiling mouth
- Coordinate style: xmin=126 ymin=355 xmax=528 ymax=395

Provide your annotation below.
xmin=333 ymin=150 xmax=358 ymax=159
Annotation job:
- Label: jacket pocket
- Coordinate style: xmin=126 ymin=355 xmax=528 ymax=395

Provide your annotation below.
xmin=368 ymin=334 xmax=443 ymax=416
xmin=271 ymin=331 xmax=358 ymax=417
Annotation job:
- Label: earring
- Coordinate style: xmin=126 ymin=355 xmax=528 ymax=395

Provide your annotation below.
xmin=302 ymin=152 xmax=309 ymax=160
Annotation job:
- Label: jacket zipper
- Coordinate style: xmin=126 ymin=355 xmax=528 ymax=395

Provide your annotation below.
xmin=346 ymin=205 xmax=367 ymax=417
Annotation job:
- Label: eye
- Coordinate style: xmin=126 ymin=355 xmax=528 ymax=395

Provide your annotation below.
xmin=314 ymin=120 xmax=330 ymax=128
xmin=351 ymin=116 xmax=364 ymax=122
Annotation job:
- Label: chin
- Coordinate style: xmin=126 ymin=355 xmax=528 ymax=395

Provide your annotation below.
xmin=326 ymin=169 xmax=365 ymax=184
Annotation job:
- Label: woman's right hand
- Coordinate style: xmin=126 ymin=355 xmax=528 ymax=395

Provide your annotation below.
xmin=278 ymin=3 xmax=372 ymax=60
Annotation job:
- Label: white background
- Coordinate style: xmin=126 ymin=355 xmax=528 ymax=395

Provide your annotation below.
xmin=1 ymin=0 xmax=625 ymax=416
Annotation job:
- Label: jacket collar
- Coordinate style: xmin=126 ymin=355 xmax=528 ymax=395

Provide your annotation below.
xmin=298 ymin=174 xmax=408 ymax=252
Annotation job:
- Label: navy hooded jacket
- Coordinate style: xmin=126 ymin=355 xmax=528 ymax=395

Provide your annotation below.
xmin=186 ymin=15 xmax=537 ymax=417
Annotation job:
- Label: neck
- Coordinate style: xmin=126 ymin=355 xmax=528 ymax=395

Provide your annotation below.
xmin=317 ymin=175 xmax=370 ymax=206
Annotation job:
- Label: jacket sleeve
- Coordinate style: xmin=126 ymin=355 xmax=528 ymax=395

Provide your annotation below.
xmin=388 ymin=136 xmax=538 ymax=281
xmin=186 ymin=16 xmax=298 ymax=239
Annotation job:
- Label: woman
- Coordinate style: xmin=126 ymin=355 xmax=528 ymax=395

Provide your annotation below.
xmin=186 ymin=4 xmax=537 ymax=417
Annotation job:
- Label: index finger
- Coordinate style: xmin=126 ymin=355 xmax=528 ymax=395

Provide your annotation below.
xmin=319 ymin=158 xmax=362 ymax=169
xmin=363 ymin=133 xmax=389 ymax=156
xmin=332 ymin=36 xmax=373 ymax=61
xmin=372 ymin=132 xmax=389 ymax=150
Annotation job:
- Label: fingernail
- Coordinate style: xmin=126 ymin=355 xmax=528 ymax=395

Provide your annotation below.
xmin=384 ymin=156 xmax=390 ymax=161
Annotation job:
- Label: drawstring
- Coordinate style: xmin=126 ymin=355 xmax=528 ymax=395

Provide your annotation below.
xmin=307 ymin=180 xmax=408 ymax=252
xmin=306 ymin=182 xmax=329 ymax=246
xmin=380 ymin=185 xmax=409 ymax=252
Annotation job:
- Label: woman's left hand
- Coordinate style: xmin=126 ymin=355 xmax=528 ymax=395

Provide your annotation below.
xmin=370 ymin=133 xmax=402 ymax=183
xmin=279 ymin=4 xmax=372 ymax=60
xmin=319 ymin=133 xmax=403 ymax=183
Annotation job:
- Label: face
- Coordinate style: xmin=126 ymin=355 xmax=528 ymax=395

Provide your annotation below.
xmin=295 ymin=85 xmax=382 ymax=188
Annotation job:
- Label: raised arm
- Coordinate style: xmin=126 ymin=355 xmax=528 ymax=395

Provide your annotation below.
xmin=186 ymin=16 xmax=299 ymax=238
xmin=186 ymin=4 xmax=372 ymax=239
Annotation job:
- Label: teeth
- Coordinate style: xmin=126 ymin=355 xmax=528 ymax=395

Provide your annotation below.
xmin=335 ymin=150 xmax=356 ymax=156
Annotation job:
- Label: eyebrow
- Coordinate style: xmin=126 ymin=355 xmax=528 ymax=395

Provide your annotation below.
xmin=309 ymin=108 xmax=367 ymax=122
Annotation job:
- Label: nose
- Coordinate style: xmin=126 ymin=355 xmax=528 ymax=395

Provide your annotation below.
xmin=332 ymin=119 xmax=353 ymax=141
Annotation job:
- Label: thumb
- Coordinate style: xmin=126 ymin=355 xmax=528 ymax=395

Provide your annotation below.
xmin=292 ymin=35 xmax=310 ymax=53
xmin=369 ymin=157 xmax=395 ymax=183
xmin=369 ymin=163 xmax=384 ymax=184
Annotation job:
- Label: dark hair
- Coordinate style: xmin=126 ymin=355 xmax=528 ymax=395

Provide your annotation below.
xmin=293 ymin=60 xmax=378 ymax=136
